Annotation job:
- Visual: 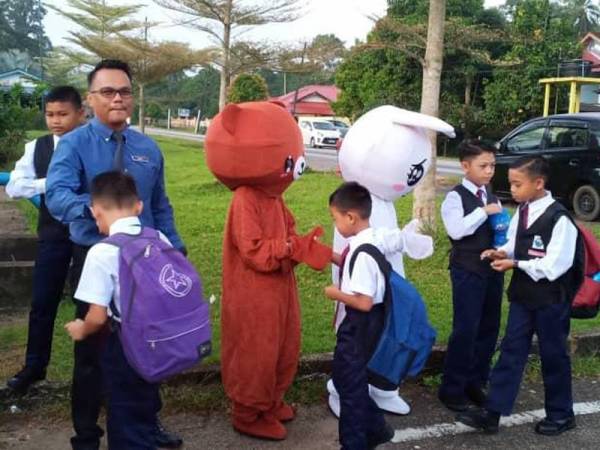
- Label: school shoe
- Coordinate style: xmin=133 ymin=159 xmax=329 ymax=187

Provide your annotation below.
xmin=438 ymin=391 xmax=469 ymax=412
xmin=367 ymin=422 xmax=395 ymax=449
xmin=456 ymin=408 xmax=500 ymax=434
xmin=155 ymin=419 xmax=183 ymax=448
xmin=6 ymin=366 xmax=46 ymax=394
xmin=465 ymin=385 xmax=487 ymax=407
xmin=273 ymin=402 xmax=296 ymax=422
xmin=369 ymin=386 xmax=411 ymax=415
xmin=327 ymin=379 xmax=341 ymax=418
xmin=232 ymin=413 xmax=287 ymax=440
xmin=534 ymin=416 xmax=576 ymax=436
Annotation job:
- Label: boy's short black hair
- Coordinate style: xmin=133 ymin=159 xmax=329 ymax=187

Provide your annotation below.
xmin=91 ymin=171 xmax=139 ymax=208
xmin=88 ymin=59 xmax=133 ymax=87
xmin=510 ymin=156 xmax=550 ymax=182
xmin=329 ymin=181 xmax=372 ymax=219
xmin=458 ymin=139 xmax=496 ymax=162
xmin=44 ymin=86 xmax=82 ymax=109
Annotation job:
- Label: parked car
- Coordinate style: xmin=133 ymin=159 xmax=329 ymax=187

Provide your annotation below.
xmin=492 ymin=113 xmax=600 ymax=221
xmin=298 ymin=119 xmax=340 ymax=148
xmin=327 ymin=119 xmax=349 ymax=137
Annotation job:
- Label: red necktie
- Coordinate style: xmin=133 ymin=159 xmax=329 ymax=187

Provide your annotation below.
xmin=519 ymin=203 xmax=529 ymax=230
xmin=477 ymin=188 xmax=485 ymax=205
xmin=332 ymin=245 xmax=350 ymax=327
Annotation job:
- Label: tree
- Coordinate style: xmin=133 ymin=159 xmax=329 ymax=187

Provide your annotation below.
xmin=0 ymin=0 xmax=50 ymax=55
xmin=154 ymin=0 xmax=302 ymax=111
xmin=228 ymin=73 xmax=268 ymax=103
xmin=411 ymin=0 xmax=447 ymax=227
xmin=564 ymin=0 xmax=600 ymax=35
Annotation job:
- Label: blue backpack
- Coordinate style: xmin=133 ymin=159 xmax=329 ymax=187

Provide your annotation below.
xmin=103 ymin=227 xmax=212 ymax=383
xmin=349 ymin=243 xmax=436 ymax=386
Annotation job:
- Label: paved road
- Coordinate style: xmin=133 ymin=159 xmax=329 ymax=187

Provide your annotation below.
xmin=3 ymin=378 xmax=599 ymax=449
xmin=141 ymin=126 xmax=462 ymax=176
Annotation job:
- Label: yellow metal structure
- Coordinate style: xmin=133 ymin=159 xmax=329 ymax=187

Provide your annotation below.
xmin=539 ymin=77 xmax=600 ymax=116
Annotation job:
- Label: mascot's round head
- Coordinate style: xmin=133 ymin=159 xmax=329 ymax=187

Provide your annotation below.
xmin=339 ymin=105 xmax=455 ymax=201
xmin=205 ymin=101 xmax=306 ymax=196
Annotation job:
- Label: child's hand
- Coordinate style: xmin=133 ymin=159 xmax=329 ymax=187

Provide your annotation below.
xmin=324 ymin=285 xmax=341 ymax=301
xmin=481 ymin=249 xmax=507 ymax=261
xmin=65 ymin=319 xmax=86 ymax=341
xmin=483 ymin=204 xmax=502 ymax=216
xmin=490 ymin=258 xmax=515 ymax=272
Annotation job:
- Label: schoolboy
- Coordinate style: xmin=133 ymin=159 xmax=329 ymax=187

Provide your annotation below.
xmin=65 ymin=171 xmax=171 ymax=449
xmin=6 ymin=86 xmax=84 ymax=393
xmin=438 ymin=140 xmax=504 ymax=412
xmin=324 ymin=181 xmax=394 ymax=449
xmin=457 ymin=156 xmax=580 ymax=436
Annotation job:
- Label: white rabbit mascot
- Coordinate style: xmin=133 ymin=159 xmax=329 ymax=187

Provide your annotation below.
xmin=328 ymin=105 xmax=455 ymax=416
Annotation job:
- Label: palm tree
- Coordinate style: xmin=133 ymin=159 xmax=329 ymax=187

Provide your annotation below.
xmin=566 ymin=0 xmax=600 ymax=36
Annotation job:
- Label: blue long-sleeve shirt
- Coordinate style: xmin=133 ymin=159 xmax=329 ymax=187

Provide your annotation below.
xmin=46 ymin=118 xmax=184 ymax=250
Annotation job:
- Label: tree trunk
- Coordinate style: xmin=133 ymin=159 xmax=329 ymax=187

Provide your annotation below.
xmin=412 ymin=0 xmax=447 ymax=229
xmin=138 ymin=83 xmax=145 ymax=134
xmin=218 ymin=1 xmax=233 ymax=111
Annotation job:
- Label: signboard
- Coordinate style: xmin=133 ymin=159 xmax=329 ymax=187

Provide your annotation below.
xmin=178 ymin=108 xmax=191 ymax=118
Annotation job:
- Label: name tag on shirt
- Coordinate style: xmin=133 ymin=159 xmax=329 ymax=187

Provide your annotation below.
xmin=131 ymin=154 xmax=149 ymax=163
xmin=528 ymin=249 xmax=546 ymax=257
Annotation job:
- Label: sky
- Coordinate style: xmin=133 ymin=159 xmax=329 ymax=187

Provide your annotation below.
xmin=43 ymin=0 xmax=506 ymax=50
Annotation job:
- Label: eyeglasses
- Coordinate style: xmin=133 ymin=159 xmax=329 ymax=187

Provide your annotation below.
xmin=90 ymin=87 xmax=133 ymax=99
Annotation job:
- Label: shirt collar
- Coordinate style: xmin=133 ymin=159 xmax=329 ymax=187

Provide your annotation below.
xmin=109 ymin=216 xmax=142 ymax=236
xmin=525 ymin=191 xmax=553 ymax=215
xmin=462 ymin=178 xmax=484 ymax=196
xmin=349 ymin=227 xmax=373 ymax=246
xmin=91 ymin=117 xmax=130 ymax=143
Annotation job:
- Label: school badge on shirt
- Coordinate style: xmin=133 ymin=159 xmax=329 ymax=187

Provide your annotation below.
xmin=528 ymin=235 xmax=546 ymax=257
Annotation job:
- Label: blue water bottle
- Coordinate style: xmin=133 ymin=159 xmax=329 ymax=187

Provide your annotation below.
xmin=489 ymin=208 xmax=511 ymax=248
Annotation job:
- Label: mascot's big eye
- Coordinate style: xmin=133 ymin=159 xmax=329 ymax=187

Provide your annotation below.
xmin=284 ymin=155 xmax=294 ymax=174
xmin=293 ymin=156 xmax=307 ymax=180
xmin=407 ymin=159 xmax=427 ymax=186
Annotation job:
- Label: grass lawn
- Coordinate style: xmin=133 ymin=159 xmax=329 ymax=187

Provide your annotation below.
xmin=2 ymin=133 xmax=600 ymax=383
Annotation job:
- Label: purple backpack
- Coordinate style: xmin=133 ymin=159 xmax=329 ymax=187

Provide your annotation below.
xmin=103 ymin=227 xmax=211 ymax=383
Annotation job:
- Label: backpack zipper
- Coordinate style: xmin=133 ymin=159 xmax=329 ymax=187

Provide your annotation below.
xmin=148 ymin=320 xmax=209 ymax=350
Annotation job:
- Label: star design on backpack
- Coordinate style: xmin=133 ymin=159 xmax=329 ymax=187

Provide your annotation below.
xmin=159 ymin=264 xmax=193 ymax=298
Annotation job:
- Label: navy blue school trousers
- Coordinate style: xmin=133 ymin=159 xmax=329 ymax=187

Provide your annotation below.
xmin=332 ymin=309 xmax=388 ymax=450
xmin=440 ymin=267 xmax=503 ymax=399
xmin=486 ymin=300 xmax=573 ymax=421
xmin=26 ymin=238 xmax=72 ymax=370
xmin=101 ymin=327 xmax=161 ymax=450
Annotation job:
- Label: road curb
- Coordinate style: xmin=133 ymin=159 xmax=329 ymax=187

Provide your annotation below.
xmin=4 ymin=331 xmax=597 ymax=405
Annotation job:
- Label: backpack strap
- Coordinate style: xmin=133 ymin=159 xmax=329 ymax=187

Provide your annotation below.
xmin=348 ymin=243 xmax=392 ymax=280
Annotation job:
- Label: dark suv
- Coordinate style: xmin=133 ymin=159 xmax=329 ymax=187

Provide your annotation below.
xmin=492 ymin=113 xmax=600 ymax=221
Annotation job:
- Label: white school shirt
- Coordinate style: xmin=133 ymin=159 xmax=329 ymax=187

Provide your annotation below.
xmin=5 ymin=135 xmax=59 ymax=199
xmin=498 ymin=192 xmax=577 ymax=282
xmin=334 ymin=227 xmax=387 ymax=330
xmin=74 ymin=216 xmax=172 ymax=321
xmin=441 ymin=177 xmax=500 ymax=241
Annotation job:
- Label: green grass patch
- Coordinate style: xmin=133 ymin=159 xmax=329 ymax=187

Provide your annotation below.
xmin=2 ymin=134 xmax=600 ymax=383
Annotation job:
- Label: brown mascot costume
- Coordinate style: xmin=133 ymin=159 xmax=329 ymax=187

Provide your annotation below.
xmin=205 ymin=101 xmax=332 ymax=440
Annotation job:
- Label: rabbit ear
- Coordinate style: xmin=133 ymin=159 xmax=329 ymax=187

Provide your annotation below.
xmin=220 ymin=103 xmax=242 ymax=135
xmin=373 ymin=105 xmax=456 ymax=138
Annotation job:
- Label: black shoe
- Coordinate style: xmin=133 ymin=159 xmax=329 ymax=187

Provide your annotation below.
xmin=465 ymin=386 xmax=487 ymax=407
xmin=155 ymin=420 xmax=183 ymax=448
xmin=438 ymin=392 xmax=469 ymax=412
xmin=456 ymin=408 xmax=500 ymax=434
xmin=367 ymin=422 xmax=394 ymax=449
xmin=534 ymin=416 xmax=576 ymax=436
xmin=6 ymin=366 xmax=46 ymax=394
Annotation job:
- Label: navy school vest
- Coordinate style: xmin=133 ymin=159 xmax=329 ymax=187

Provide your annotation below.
xmin=448 ymin=184 xmax=497 ymax=275
xmin=508 ymin=201 xmax=583 ymax=309
xmin=33 ymin=135 xmax=70 ymax=241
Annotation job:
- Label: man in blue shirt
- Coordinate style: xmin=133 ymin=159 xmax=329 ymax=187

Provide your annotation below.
xmin=46 ymin=59 xmax=184 ymax=450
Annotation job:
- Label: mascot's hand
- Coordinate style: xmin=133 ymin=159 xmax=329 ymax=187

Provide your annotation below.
xmin=290 ymin=226 xmax=333 ymax=271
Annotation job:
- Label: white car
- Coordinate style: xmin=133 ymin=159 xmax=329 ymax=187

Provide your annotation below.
xmin=299 ymin=119 xmax=340 ymax=148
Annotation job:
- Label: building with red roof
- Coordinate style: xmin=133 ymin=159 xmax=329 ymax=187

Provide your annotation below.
xmin=272 ymin=85 xmax=340 ymax=117
xmin=582 ymin=32 xmax=600 ymax=74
